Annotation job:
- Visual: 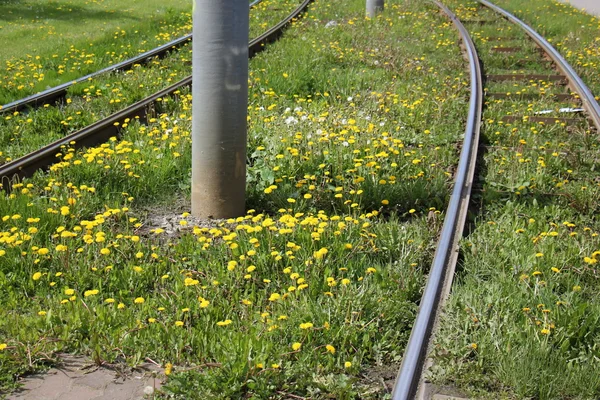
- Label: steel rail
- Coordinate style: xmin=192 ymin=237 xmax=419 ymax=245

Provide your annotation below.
xmin=391 ymin=1 xmax=483 ymax=398
xmin=478 ymin=0 xmax=600 ymax=132
xmin=0 ymin=0 xmax=313 ymax=189
xmin=0 ymin=0 xmax=264 ymax=115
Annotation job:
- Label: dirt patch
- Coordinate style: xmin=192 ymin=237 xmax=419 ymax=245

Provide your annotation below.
xmin=358 ymin=363 xmax=400 ymax=397
xmin=133 ymin=197 xmax=229 ymax=239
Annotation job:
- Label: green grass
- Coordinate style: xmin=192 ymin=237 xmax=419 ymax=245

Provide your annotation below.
xmin=0 ymin=0 xmax=304 ymax=164
xmin=430 ymin=1 xmax=600 ymax=398
xmin=0 ymin=0 xmax=194 ymax=104
xmin=0 ymin=0 xmax=287 ymax=105
xmin=0 ymin=0 xmax=472 ymax=397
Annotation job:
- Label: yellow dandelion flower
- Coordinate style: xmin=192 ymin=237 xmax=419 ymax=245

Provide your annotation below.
xmin=344 ymin=361 xmax=352 ymax=368
xmin=184 ymin=277 xmax=199 ymax=286
xmin=292 ymin=342 xmax=302 ymax=351
xmin=268 ymin=293 xmax=281 ymax=301
xmin=216 ymin=319 xmax=232 ymax=326
xmin=326 ymin=345 xmax=336 ymax=354
xmin=32 ymin=272 xmax=42 ymax=281
xmin=134 ymin=297 xmax=145 ymax=304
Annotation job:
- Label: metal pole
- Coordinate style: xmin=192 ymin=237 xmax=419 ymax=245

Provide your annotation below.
xmin=366 ymin=0 xmax=384 ymax=17
xmin=192 ymin=0 xmax=248 ymax=218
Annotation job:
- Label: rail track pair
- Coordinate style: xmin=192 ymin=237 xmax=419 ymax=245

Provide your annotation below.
xmin=1 ymin=0 xmax=599 ymax=398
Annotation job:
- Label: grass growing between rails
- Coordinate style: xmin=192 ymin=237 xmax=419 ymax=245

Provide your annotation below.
xmin=0 ymin=0 xmax=471 ymax=397
xmin=0 ymin=0 xmax=191 ymax=105
xmin=0 ymin=0 xmax=302 ymax=164
xmin=429 ymin=1 xmax=600 ymax=398
xmin=480 ymin=0 xmax=600 ymax=94
xmin=0 ymin=0 xmax=285 ymax=106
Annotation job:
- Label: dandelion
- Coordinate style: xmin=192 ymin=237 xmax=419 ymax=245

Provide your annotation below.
xmin=299 ymin=322 xmax=314 ymax=330
xmin=0 ymin=343 xmax=7 ymax=351
xmin=38 ymin=311 xmax=47 ymax=316
xmin=217 ymin=319 xmax=232 ymax=326
xmin=118 ymin=303 xmax=126 ymax=309
xmin=325 ymin=345 xmax=336 ymax=354
xmin=292 ymin=342 xmax=302 ymax=351
xmin=271 ymin=363 xmax=280 ymax=369
xmin=268 ymin=293 xmax=281 ymax=301
xmin=198 ymin=297 xmax=210 ymax=308
xmin=84 ymin=289 xmax=99 ymax=297
xmin=134 ymin=297 xmax=145 ymax=304
xmin=32 ymin=272 xmax=42 ymax=281
xmin=100 ymin=248 xmax=110 ymax=255
xmin=104 ymin=298 xmax=115 ymax=304
xmin=164 ymin=363 xmax=173 ymax=376
xmin=38 ymin=248 xmax=49 ymax=255
xmin=64 ymin=288 xmax=75 ymax=296
xmin=184 ymin=277 xmax=199 ymax=286
xmin=366 ymin=267 xmax=377 ymax=274
xmin=344 ymin=361 xmax=352 ymax=368
xmin=174 ymin=321 xmax=184 ymax=327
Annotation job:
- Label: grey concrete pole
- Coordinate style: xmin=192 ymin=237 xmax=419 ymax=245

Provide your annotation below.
xmin=191 ymin=0 xmax=249 ymax=218
xmin=366 ymin=0 xmax=384 ymax=17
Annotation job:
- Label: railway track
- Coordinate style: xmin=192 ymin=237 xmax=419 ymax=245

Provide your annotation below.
xmin=0 ymin=0 xmax=313 ymax=189
xmin=391 ymin=0 xmax=600 ymax=398
xmin=0 ymin=0 xmax=264 ymax=115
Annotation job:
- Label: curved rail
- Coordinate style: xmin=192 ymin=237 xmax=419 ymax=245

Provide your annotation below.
xmin=391 ymin=1 xmax=483 ymax=398
xmin=478 ymin=0 xmax=600 ymax=131
xmin=0 ymin=0 xmax=264 ymax=115
xmin=0 ymin=0 xmax=313 ymax=189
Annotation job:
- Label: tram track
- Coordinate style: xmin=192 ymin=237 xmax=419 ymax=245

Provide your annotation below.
xmin=0 ymin=0 xmax=313 ymax=189
xmin=0 ymin=0 xmax=264 ymax=115
xmin=391 ymin=0 xmax=600 ymax=398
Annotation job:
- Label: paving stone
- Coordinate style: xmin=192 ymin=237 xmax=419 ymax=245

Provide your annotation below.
xmin=7 ymin=356 xmax=165 ymax=400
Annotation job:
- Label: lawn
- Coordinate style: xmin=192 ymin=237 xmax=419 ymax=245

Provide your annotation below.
xmin=0 ymin=0 xmax=192 ymax=104
xmin=0 ymin=0 xmax=471 ymax=397
xmin=431 ymin=1 xmax=600 ymax=398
